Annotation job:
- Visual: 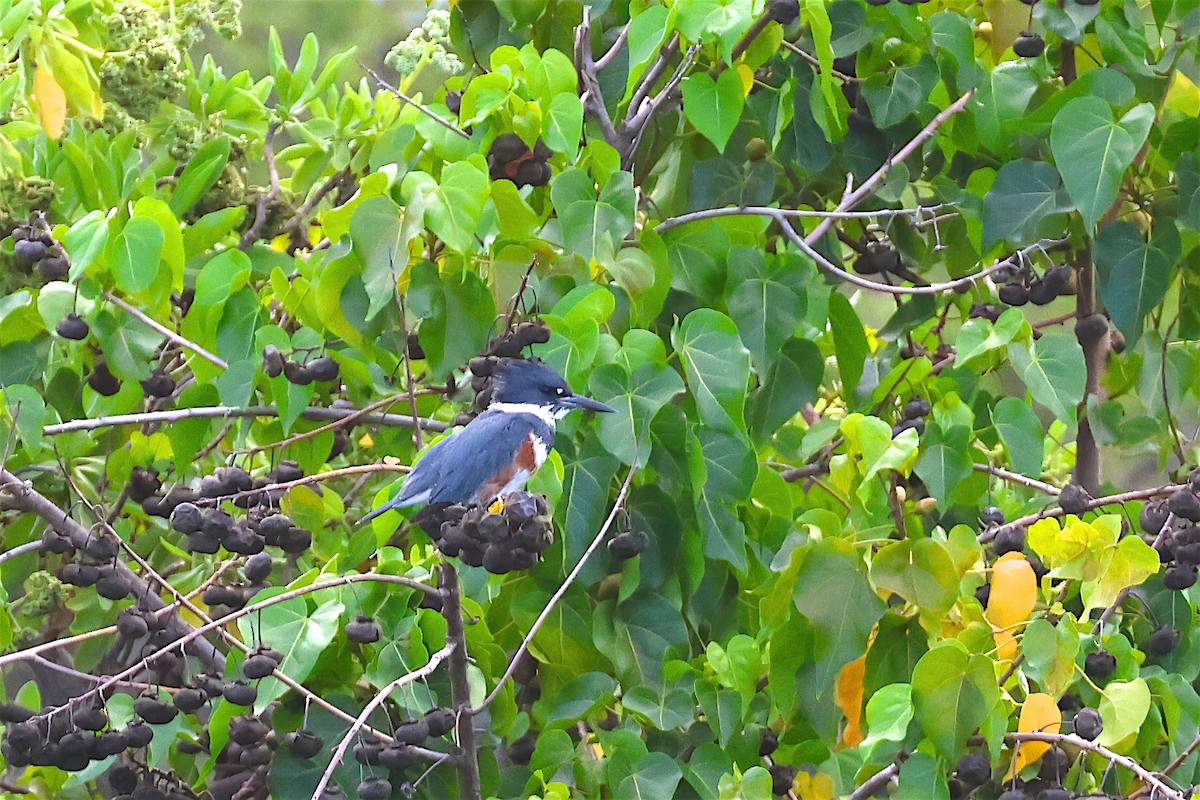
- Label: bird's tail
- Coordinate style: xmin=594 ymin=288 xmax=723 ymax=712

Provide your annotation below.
xmin=357 ymin=496 xmax=403 ymax=526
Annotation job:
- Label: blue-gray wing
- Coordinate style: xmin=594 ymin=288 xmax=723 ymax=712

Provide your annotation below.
xmin=425 ymin=410 xmax=550 ymax=505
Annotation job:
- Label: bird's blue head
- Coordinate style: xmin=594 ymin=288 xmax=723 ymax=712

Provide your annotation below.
xmin=491 ymin=359 xmax=615 ymax=418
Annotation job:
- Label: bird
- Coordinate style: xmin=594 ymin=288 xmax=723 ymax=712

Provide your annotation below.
xmin=360 ymin=359 xmax=614 ymax=523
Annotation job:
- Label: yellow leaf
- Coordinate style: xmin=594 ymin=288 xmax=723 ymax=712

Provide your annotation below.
xmin=736 ymin=63 xmax=755 ymax=97
xmin=836 ymin=655 xmax=867 ymax=746
xmin=986 ymin=552 xmax=1036 ymax=662
xmin=34 ymin=67 xmax=67 ymax=139
xmin=1166 ymin=70 xmax=1200 ymax=116
xmin=1004 ymin=692 xmax=1061 ymax=779
xmin=795 ymin=772 xmax=835 ymax=800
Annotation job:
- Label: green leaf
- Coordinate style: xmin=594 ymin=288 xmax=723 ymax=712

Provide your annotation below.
xmin=681 ymin=70 xmax=745 ymax=153
xmin=64 ymin=209 xmax=111 ymax=280
xmin=1021 ymin=618 xmax=1080 ymax=698
xmin=863 ymin=683 xmax=914 ymax=744
xmin=982 ymin=159 xmax=1072 ymax=248
xmin=1097 ymin=679 xmax=1151 ymax=748
xmin=406 ymin=261 xmax=494 ymax=378
xmin=590 ymin=362 xmax=685 ymax=466
xmin=871 ymin=539 xmax=959 ymax=625
xmin=348 ymin=196 xmax=408 ymax=322
xmin=790 ymin=539 xmax=885 ymax=695
xmin=1094 ymin=220 xmax=1179 ymax=348
xmin=623 ymin=685 xmax=695 ymax=731
xmin=672 ymin=309 xmax=751 ymax=434
xmin=861 ymin=55 xmax=939 ymax=128
xmin=914 ymin=425 xmax=973 ymax=508
xmin=110 ymin=217 xmax=165 ymax=295
xmin=543 ymin=92 xmax=583 ymax=154
xmin=912 ymin=641 xmax=999 ymax=759
xmin=533 ymin=671 xmax=617 ymax=729
xmin=400 ymin=160 xmax=489 ymax=253
xmin=688 ymin=426 xmax=755 ymax=571
xmin=1050 ymin=97 xmax=1154 ymax=232
xmin=612 ymin=752 xmax=683 ymax=800
xmin=170 ymin=136 xmax=231 ymax=216
xmin=992 ymin=397 xmax=1045 ymax=478
xmin=696 ymin=683 xmax=741 ymax=748
xmin=829 ymin=292 xmax=868 ymax=402
xmin=236 ymin=591 xmax=344 ymax=709
xmin=1008 ymin=332 xmax=1085 ymax=423
xmin=726 ymin=248 xmax=806 ymax=373
xmin=747 ymin=337 xmax=823 ymax=443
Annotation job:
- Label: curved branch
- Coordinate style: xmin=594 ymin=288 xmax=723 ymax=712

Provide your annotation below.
xmin=476 ymin=463 xmax=638 ymax=713
xmin=655 ymin=203 xmax=958 ymax=234
xmin=43 ymin=405 xmax=448 ymax=437
xmin=193 ymin=463 xmax=410 ymax=507
xmin=309 ymin=644 xmax=456 ymax=800
xmin=1006 ymin=732 xmax=1185 ymax=800
xmin=980 ymin=482 xmax=1182 ymax=544
xmin=972 ymin=463 xmax=1061 ymax=496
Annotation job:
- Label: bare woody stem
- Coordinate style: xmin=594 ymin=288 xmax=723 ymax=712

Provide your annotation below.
xmin=43 ymin=404 xmax=448 ymax=436
xmin=440 ymin=563 xmax=482 ymax=800
xmin=1005 ymin=732 xmax=1185 ymax=800
xmin=105 ymin=293 xmax=228 ymax=370
xmin=980 ymin=482 xmax=1185 ymax=544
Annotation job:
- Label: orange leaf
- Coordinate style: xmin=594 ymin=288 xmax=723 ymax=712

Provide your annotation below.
xmin=986 ymin=552 xmax=1036 ymax=663
xmin=1005 ymin=692 xmax=1061 ymax=779
xmin=34 ymin=67 xmax=67 ymax=139
xmin=836 ymin=655 xmax=867 ymax=746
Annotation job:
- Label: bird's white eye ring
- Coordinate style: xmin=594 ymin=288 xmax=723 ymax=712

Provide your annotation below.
xmin=556 ymin=387 xmax=565 ymax=395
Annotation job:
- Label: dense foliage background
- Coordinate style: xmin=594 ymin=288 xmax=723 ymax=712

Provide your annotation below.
xmin=1 ymin=0 xmax=1200 ymax=798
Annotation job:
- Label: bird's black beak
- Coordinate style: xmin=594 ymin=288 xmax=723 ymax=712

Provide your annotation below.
xmin=560 ymin=394 xmax=615 ymax=414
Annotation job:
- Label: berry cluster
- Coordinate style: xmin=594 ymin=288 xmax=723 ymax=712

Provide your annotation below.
xmin=346 ymin=707 xmax=456 ymax=797
xmin=894 ymin=396 xmax=930 ymax=437
xmin=487 ymin=134 xmax=553 ymax=188
xmin=11 ymin=220 xmax=69 ymax=281
xmin=996 ymin=264 xmax=1074 ymax=308
xmin=262 ymin=346 xmax=340 ymax=386
xmin=465 ymin=320 xmax=552 ymax=415
xmin=1142 ymin=480 xmax=1200 ymax=593
xmin=417 ymin=491 xmax=553 ymax=573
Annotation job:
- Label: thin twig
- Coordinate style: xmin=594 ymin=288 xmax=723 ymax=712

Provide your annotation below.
xmin=0 ymin=540 xmax=43 ymax=566
xmin=655 ymin=203 xmax=957 ymax=233
xmin=981 ymin=482 xmax=1184 ymax=544
xmin=43 ymin=405 xmax=448 ymax=436
xmin=593 ymin=20 xmax=630 ymax=71
xmin=804 ymin=90 xmax=976 ymax=248
xmin=780 ymin=40 xmax=859 ymax=82
xmin=476 ymin=463 xmax=638 ymax=713
xmin=193 ymin=463 xmax=409 ymax=507
xmin=105 ymin=293 xmax=228 ymax=369
xmin=972 ymin=463 xmax=1061 ymax=495
xmin=361 ymin=63 xmax=470 ymax=139
xmin=240 ymin=394 xmax=409 ymax=456
xmin=847 ymin=760 xmax=905 ymax=800
xmin=239 ymin=122 xmax=282 ymax=250
xmin=308 ymin=644 xmax=456 ymax=800
xmin=440 ymin=563 xmax=481 ymax=799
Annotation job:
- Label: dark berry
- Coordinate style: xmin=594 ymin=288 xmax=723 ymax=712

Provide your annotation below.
xmin=55 ymin=313 xmax=89 ymax=340
xmin=998 ymin=283 xmax=1029 ymax=306
xmin=994 ymin=526 xmax=1027 ymax=556
xmin=1168 ymin=489 xmax=1200 ymax=522
xmin=283 ymin=360 xmax=314 ymax=385
xmin=134 ymin=693 xmax=178 ymax=724
xmin=1140 ymin=501 xmax=1170 ymax=535
xmin=424 ymin=708 xmax=455 ymax=738
xmin=1058 ymin=483 xmax=1091 ymax=515
xmin=242 ymin=653 xmax=277 ymax=680
xmin=1028 ymin=280 xmax=1057 ymax=305
xmin=286 ymin=729 xmax=324 ymax=759
xmin=981 ymin=506 xmax=1005 ymax=526
xmin=39 ymin=256 xmax=69 ymax=281
xmin=1147 ymin=626 xmax=1181 ymax=656
xmin=124 ymin=722 xmax=154 ymax=748
xmin=357 ymin=777 xmax=391 ymax=800
xmin=393 ymin=719 xmax=429 ymax=745
xmin=96 ymin=573 xmax=131 ymax=600
xmin=346 ymin=615 xmax=381 ymax=644
xmin=1073 ymin=707 xmax=1103 ymax=740
xmin=243 ymin=552 xmax=273 ymax=583
xmin=222 ymin=681 xmax=258 ymax=706
xmin=759 ymin=729 xmax=779 ymax=756
xmin=1165 ymin=564 xmax=1198 ymax=591
xmin=1084 ymin=650 xmax=1117 ymax=681
xmin=138 ymin=370 xmax=176 ymax=398
xmin=173 ymin=687 xmax=207 ymax=713
xmin=88 ymin=362 xmax=121 ymax=396
xmin=608 ymin=530 xmax=648 ymax=560
xmin=171 ymin=502 xmax=203 ymax=534
xmin=62 ymin=562 xmax=100 ymax=587
xmin=903 ymin=397 xmax=931 ymax=419
xmin=262 ymin=345 xmax=284 ymax=377
xmin=1074 ymin=313 xmax=1108 ymax=346
xmin=769 ymin=763 xmax=796 ymax=796
xmin=307 ymin=356 xmax=339 ymax=383
xmin=956 ymin=751 xmax=991 ymax=787
xmin=767 ymin=0 xmax=800 ymax=24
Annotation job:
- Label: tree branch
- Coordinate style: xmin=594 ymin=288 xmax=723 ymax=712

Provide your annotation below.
xmin=972 ymin=463 xmax=1061 ymax=496
xmin=476 ymin=463 xmax=637 ymax=713
xmin=1005 ymin=732 xmax=1185 ymax=800
xmin=439 ymin=563 xmax=481 ymax=799
xmin=43 ymin=404 xmax=448 ymax=437
xmin=655 ymin=203 xmax=958 ymax=234
xmin=980 ymin=482 xmax=1184 ymax=544
xmin=239 ymin=122 xmax=282 ymax=250
xmin=105 ymin=293 xmax=228 ymax=370
xmin=804 ymin=90 xmax=976 ymax=248
xmin=362 ymin=63 xmax=470 ymax=140
xmin=0 ymin=468 xmax=225 ymax=669
xmin=309 ymin=643 xmax=456 ymax=800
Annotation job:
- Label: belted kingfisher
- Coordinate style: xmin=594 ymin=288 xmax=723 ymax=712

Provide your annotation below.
xmin=360 ymin=359 xmax=614 ymax=523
